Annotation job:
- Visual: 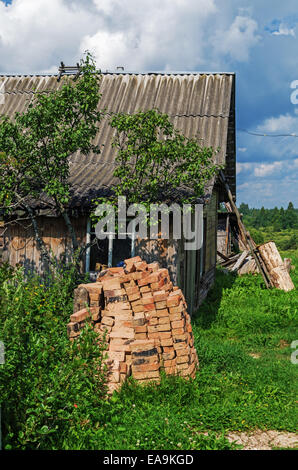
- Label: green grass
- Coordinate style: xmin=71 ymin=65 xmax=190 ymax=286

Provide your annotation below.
xmin=54 ymin=250 xmax=298 ymax=450
xmin=1 ymin=251 xmax=297 ymax=450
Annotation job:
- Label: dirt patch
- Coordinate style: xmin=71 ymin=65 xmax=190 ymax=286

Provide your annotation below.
xmin=248 ymin=352 xmax=261 ymax=359
xmin=279 ymin=340 xmax=290 ymax=349
xmin=226 ymin=429 xmax=298 ymax=450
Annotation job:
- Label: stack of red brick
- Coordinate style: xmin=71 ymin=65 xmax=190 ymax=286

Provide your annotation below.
xmin=67 ymin=256 xmax=199 ymax=394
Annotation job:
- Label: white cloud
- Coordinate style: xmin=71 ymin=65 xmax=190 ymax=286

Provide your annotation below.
xmin=254 ymin=161 xmax=283 ymax=177
xmin=0 ymin=0 xmax=262 ymax=74
xmin=272 ymin=25 xmax=295 ymax=37
xmin=257 ymin=113 xmax=298 ymax=134
xmin=238 ymin=147 xmax=247 ymax=152
xmin=212 ymin=15 xmax=260 ymax=62
xmin=82 ymin=0 xmax=218 ymax=71
xmin=0 ymin=0 xmax=98 ymax=73
xmin=236 ymin=162 xmax=252 ymax=175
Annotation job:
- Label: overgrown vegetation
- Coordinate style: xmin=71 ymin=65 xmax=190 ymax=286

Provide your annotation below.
xmin=1 ymin=250 xmax=297 ymax=450
xmin=0 ymin=266 xmax=108 ymax=449
xmin=0 ymin=53 xmax=103 ymax=268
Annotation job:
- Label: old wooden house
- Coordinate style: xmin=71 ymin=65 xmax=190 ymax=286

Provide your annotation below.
xmin=0 ymin=71 xmax=236 ymax=313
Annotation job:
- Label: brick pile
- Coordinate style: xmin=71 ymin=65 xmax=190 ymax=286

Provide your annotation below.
xmin=67 ymin=256 xmax=199 ymax=394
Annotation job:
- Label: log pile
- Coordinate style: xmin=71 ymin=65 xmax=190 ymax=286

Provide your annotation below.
xmin=217 ymin=241 xmax=295 ymax=292
xmin=67 ymin=256 xmax=199 ymax=394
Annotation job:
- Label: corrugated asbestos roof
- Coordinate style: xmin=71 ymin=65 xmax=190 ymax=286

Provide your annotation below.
xmin=0 ymin=72 xmax=236 ymax=207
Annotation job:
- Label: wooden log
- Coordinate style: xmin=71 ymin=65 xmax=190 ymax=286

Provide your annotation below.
xmin=258 ymin=242 xmax=294 ymax=292
xmin=271 ymin=265 xmax=295 ymax=292
xmin=231 ymin=250 xmax=248 ymax=272
xmin=238 ymin=258 xmax=258 ymax=276
xmin=257 ymin=241 xmax=283 ymax=271
xmin=283 ymin=258 xmax=292 ymax=274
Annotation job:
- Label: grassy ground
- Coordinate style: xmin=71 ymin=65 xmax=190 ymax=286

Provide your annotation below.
xmin=57 ymin=250 xmax=297 ymax=450
xmin=1 ymin=251 xmax=297 ymax=450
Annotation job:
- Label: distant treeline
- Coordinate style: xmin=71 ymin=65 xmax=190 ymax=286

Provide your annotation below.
xmin=236 ymin=202 xmax=298 ymax=251
xmin=239 ymin=202 xmax=298 ymax=231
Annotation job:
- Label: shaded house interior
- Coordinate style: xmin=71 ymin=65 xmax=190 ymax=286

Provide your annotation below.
xmin=0 ymin=72 xmax=236 ymax=314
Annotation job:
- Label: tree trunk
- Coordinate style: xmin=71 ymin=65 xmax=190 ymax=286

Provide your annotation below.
xmin=258 ymin=242 xmax=295 ymax=292
xmin=61 ymin=210 xmax=79 ymax=253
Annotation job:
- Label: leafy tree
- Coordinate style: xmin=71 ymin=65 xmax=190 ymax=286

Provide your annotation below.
xmin=107 ymin=109 xmax=221 ymax=205
xmin=0 ymin=53 xmax=102 ymax=269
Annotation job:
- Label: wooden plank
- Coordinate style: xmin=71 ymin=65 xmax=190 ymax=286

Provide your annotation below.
xmin=219 ymin=170 xmax=273 ymax=289
xmin=231 ymin=250 xmax=248 ymax=272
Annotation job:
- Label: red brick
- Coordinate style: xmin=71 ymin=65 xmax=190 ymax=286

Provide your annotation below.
xmin=109 ymin=370 xmax=120 ymax=383
xmin=173 ymin=333 xmax=188 ymax=342
xmin=173 ymin=342 xmax=188 ymax=351
xmin=119 ymin=362 xmax=127 ymax=374
xmin=164 ymin=282 xmax=173 ymax=291
xmin=101 ymin=316 xmax=114 ymax=327
xmin=176 ymin=355 xmax=189 ymax=364
xmin=102 ymin=279 xmax=121 ymax=290
xmin=132 ymin=271 xmax=148 ymax=281
xmin=109 ymin=339 xmax=133 ymax=352
xmin=128 ymin=292 xmax=141 ymax=302
xmin=132 ymin=354 xmax=159 ymax=365
xmin=125 ymin=286 xmax=139 ymax=295
xmin=125 ymin=256 xmax=142 ymax=264
xmin=171 ymin=320 xmax=185 ymax=329
xmin=147 ymin=262 xmax=159 ymax=272
xmin=141 ymin=295 xmax=154 ymax=304
xmin=160 ymin=338 xmax=173 ymax=347
xmin=135 ymin=325 xmax=147 ymax=333
xmin=114 ymin=320 xmax=133 ymax=329
xmin=152 ymin=290 xmax=168 ymax=302
xmin=164 ymin=359 xmax=176 ymax=367
xmin=158 ymin=331 xmax=172 ymax=339
xmin=155 ymin=309 xmax=169 ymax=318
xmin=70 ymin=307 xmax=93 ymax=323
xmin=148 ymin=332 xmax=160 ymax=340
xmin=150 ymin=279 xmax=166 ymax=291
xmin=169 ymin=312 xmax=183 ymax=322
xmin=140 ymin=286 xmax=151 ymax=293
xmin=169 ymin=303 xmax=184 ymax=314
xmin=124 ymin=263 xmax=136 ymax=274
xmin=130 ymin=339 xmax=156 ymax=352
xmin=100 ymin=324 xmax=112 ymax=333
xmin=159 ymin=317 xmax=171 ymax=325
xmin=132 ymin=370 xmax=160 ymax=380
xmin=132 ymin=362 xmax=160 ymax=373
xmin=166 ymin=295 xmax=181 ymax=308
xmin=133 ymin=317 xmax=146 ymax=327
xmin=109 ymin=328 xmax=135 ymax=340
xmin=134 ymin=261 xmax=148 ymax=271
xmin=131 ymin=304 xmax=145 ymax=313
xmin=135 ymin=333 xmax=147 ymax=340
xmin=157 ymin=323 xmax=171 ymax=332
xmin=108 ymin=351 xmax=125 ymax=362
xmin=143 ymin=303 xmax=156 ymax=312
xmin=148 ymin=325 xmax=159 ymax=333
xmin=172 ymin=328 xmax=185 ymax=336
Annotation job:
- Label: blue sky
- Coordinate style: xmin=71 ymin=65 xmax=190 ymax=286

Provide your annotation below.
xmin=0 ymin=0 xmax=297 ymax=208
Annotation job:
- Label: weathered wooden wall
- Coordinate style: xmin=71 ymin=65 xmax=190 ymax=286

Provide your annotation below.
xmin=2 ymin=215 xmax=87 ymax=272
xmin=2 ymin=190 xmax=219 ymax=314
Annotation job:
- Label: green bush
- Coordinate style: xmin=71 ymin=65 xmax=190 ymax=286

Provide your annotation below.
xmin=0 ymin=266 xmax=108 ymax=449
